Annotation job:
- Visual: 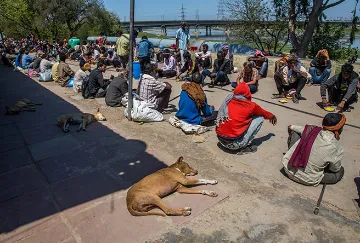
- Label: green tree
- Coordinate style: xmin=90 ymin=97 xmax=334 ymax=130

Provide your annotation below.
xmin=274 ymin=0 xmax=346 ymax=58
xmin=308 ymin=23 xmax=348 ymax=61
xmin=225 ymin=0 xmax=289 ymax=53
xmin=0 ymin=0 xmax=120 ymax=40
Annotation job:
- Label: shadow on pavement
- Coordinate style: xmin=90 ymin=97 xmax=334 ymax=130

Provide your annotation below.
xmin=0 ymin=65 xmax=167 ymax=242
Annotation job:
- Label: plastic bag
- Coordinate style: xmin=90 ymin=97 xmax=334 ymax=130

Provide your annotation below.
xmin=68 ymin=77 xmax=74 ymax=87
xmin=169 ymin=116 xmax=210 ymax=135
xmin=124 ymin=99 xmax=163 ymax=122
xmin=38 ymin=71 xmax=52 ymax=82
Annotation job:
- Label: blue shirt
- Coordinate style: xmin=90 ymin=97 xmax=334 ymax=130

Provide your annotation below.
xmin=176 ymin=28 xmax=190 ymax=50
xmin=137 ymin=39 xmax=154 ymax=58
xmin=175 ymin=90 xmax=213 ymax=125
xmin=22 ymin=54 xmax=33 ymax=68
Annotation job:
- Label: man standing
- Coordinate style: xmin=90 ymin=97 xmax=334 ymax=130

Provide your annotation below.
xmin=137 ymin=36 xmax=154 ymax=73
xmin=321 ymin=63 xmax=358 ymax=112
xmin=176 ymin=22 xmax=190 ymax=67
xmin=116 ymin=30 xmax=138 ymax=69
xmin=87 ymin=62 xmax=111 ymax=98
xmin=283 ymin=113 xmax=345 ymax=186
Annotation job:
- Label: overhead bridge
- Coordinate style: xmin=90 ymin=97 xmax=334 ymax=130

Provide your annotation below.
xmin=121 ymin=19 xmax=353 ymax=36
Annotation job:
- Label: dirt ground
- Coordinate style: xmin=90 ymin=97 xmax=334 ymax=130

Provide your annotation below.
xmin=2 ymin=58 xmax=360 ymax=242
xmin=69 ymin=60 xmax=360 ymax=242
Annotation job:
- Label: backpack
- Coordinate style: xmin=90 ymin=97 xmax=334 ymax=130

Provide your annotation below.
xmin=82 ymin=77 xmax=90 ymax=98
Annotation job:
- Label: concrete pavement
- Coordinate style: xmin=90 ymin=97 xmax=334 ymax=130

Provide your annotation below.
xmin=1 ymin=61 xmax=360 ymax=242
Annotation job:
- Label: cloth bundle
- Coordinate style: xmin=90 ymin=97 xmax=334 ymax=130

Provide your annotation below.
xmin=169 ymin=116 xmax=210 ymax=135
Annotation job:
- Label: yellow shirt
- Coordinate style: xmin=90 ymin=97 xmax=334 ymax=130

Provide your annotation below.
xmin=52 ymin=62 xmax=59 ymax=81
xmin=116 ymin=34 xmax=130 ymax=56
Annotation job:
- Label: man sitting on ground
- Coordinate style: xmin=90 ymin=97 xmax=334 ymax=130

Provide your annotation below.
xmin=273 ymin=55 xmax=310 ymax=103
xmin=138 ymin=63 xmax=172 ymax=113
xmin=22 ymin=50 xmax=33 ymax=69
xmin=308 ymin=49 xmax=332 ymax=86
xmin=202 ymin=51 xmax=231 ymax=87
xmin=216 ymin=82 xmax=277 ymax=155
xmin=195 ymin=44 xmax=212 ymax=70
xmin=274 ymin=49 xmax=298 ymax=73
xmin=57 ymin=53 xmax=74 ymax=87
xmin=105 ymin=70 xmax=129 ymax=107
xmin=177 ymin=52 xmax=199 ymax=81
xmin=73 ymin=60 xmax=90 ymax=93
xmin=137 ymin=36 xmax=154 ymax=73
xmin=175 ymin=72 xmax=217 ymax=125
xmin=283 ymin=113 xmax=345 ymax=186
xmin=248 ymin=50 xmax=268 ymax=79
xmin=321 ymin=63 xmax=358 ymax=112
xmin=87 ymin=61 xmax=111 ymax=98
xmin=158 ymin=49 xmax=177 ymax=78
xmin=39 ymin=54 xmax=52 ymax=73
xmin=222 ymin=45 xmax=234 ymax=72
xmin=231 ymin=61 xmax=258 ymax=93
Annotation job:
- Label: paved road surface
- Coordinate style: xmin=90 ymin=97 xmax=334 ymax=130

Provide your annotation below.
xmin=0 ymin=63 xmax=359 ymax=242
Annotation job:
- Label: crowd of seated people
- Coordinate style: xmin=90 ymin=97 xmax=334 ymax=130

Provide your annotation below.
xmin=1 ymin=31 xmax=358 ymax=189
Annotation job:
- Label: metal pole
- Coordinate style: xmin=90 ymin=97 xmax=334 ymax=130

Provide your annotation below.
xmin=127 ymin=0 xmax=135 ymax=121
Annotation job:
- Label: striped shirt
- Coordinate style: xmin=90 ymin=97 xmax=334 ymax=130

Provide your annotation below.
xmin=138 ymin=74 xmax=166 ymax=109
xmin=238 ymin=68 xmax=258 ymax=83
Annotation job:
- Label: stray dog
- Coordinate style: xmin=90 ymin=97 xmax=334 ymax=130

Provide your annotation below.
xmin=6 ymin=98 xmax=42 ymax=115
xmin=126 ymin=157 xmax=218 ymax=216
xmin=57 ymin=108 xmax=106 ymax=133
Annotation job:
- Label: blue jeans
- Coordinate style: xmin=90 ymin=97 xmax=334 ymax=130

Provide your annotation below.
xmin=219 ymin=116 xmax=264 ymax=150
xmin=231 ymin=82 xmax=257 ymax=94
xmin=201 ymin=69 xmax=212 ymax=83
xmin=309 ymin=67 xmax=331 ymax=84
xmin=251 ymin=61 xmax=268 ymax=76
xmin=202 ymin=70 xmax=227 ymax=84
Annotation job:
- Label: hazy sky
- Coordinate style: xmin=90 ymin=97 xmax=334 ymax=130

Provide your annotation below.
xmin=103 ymin=0 xmax=355 ymax=21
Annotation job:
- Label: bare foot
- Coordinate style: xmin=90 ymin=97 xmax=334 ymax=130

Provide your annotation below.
xmin=202 ymin=190 xmax=218 ymax=197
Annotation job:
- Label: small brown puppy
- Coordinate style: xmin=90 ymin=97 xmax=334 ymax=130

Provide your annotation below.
xmin=6 ymin=98 xmax=42 ymax=115
xmin=57 ymin=108 xmax=106 ymax=133
xmin=127 ymin=157 xmax=218 ymax=216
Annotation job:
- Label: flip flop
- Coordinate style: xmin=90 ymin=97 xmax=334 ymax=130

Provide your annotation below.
xmin=271 ymin=94 xmax=284 ymax=99
xmin=286 ymin=96 xmax=293 ymax=99
xmin=279 ymin=99 xmax=288 ymax=103
xmin=324 ymin=107 xmax=335 ymax=112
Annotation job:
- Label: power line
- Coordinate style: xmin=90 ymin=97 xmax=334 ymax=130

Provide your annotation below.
xmin=195 ymin=9 xmax=199 ymax=21
xmin=217 ymin=0 xmax=225 ymax=20
xmin=180 ymin=3 xmax=186 ymax=21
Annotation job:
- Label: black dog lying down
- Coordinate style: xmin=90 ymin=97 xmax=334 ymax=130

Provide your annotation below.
xmin=6 ymin=98 xmax=42 ymax=115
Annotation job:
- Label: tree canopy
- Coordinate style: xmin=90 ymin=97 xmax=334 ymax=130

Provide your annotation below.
xmin=0 ymin=0 xmax=122 ymax=41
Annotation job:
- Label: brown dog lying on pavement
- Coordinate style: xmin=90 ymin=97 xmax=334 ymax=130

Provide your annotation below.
xmin=126 ymin=156 xmax=218 ymax=216
xmin=5 ymin=98 xmax=42 ymax=115
xmin=57 ymin=108 xmax=106 ymax=133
